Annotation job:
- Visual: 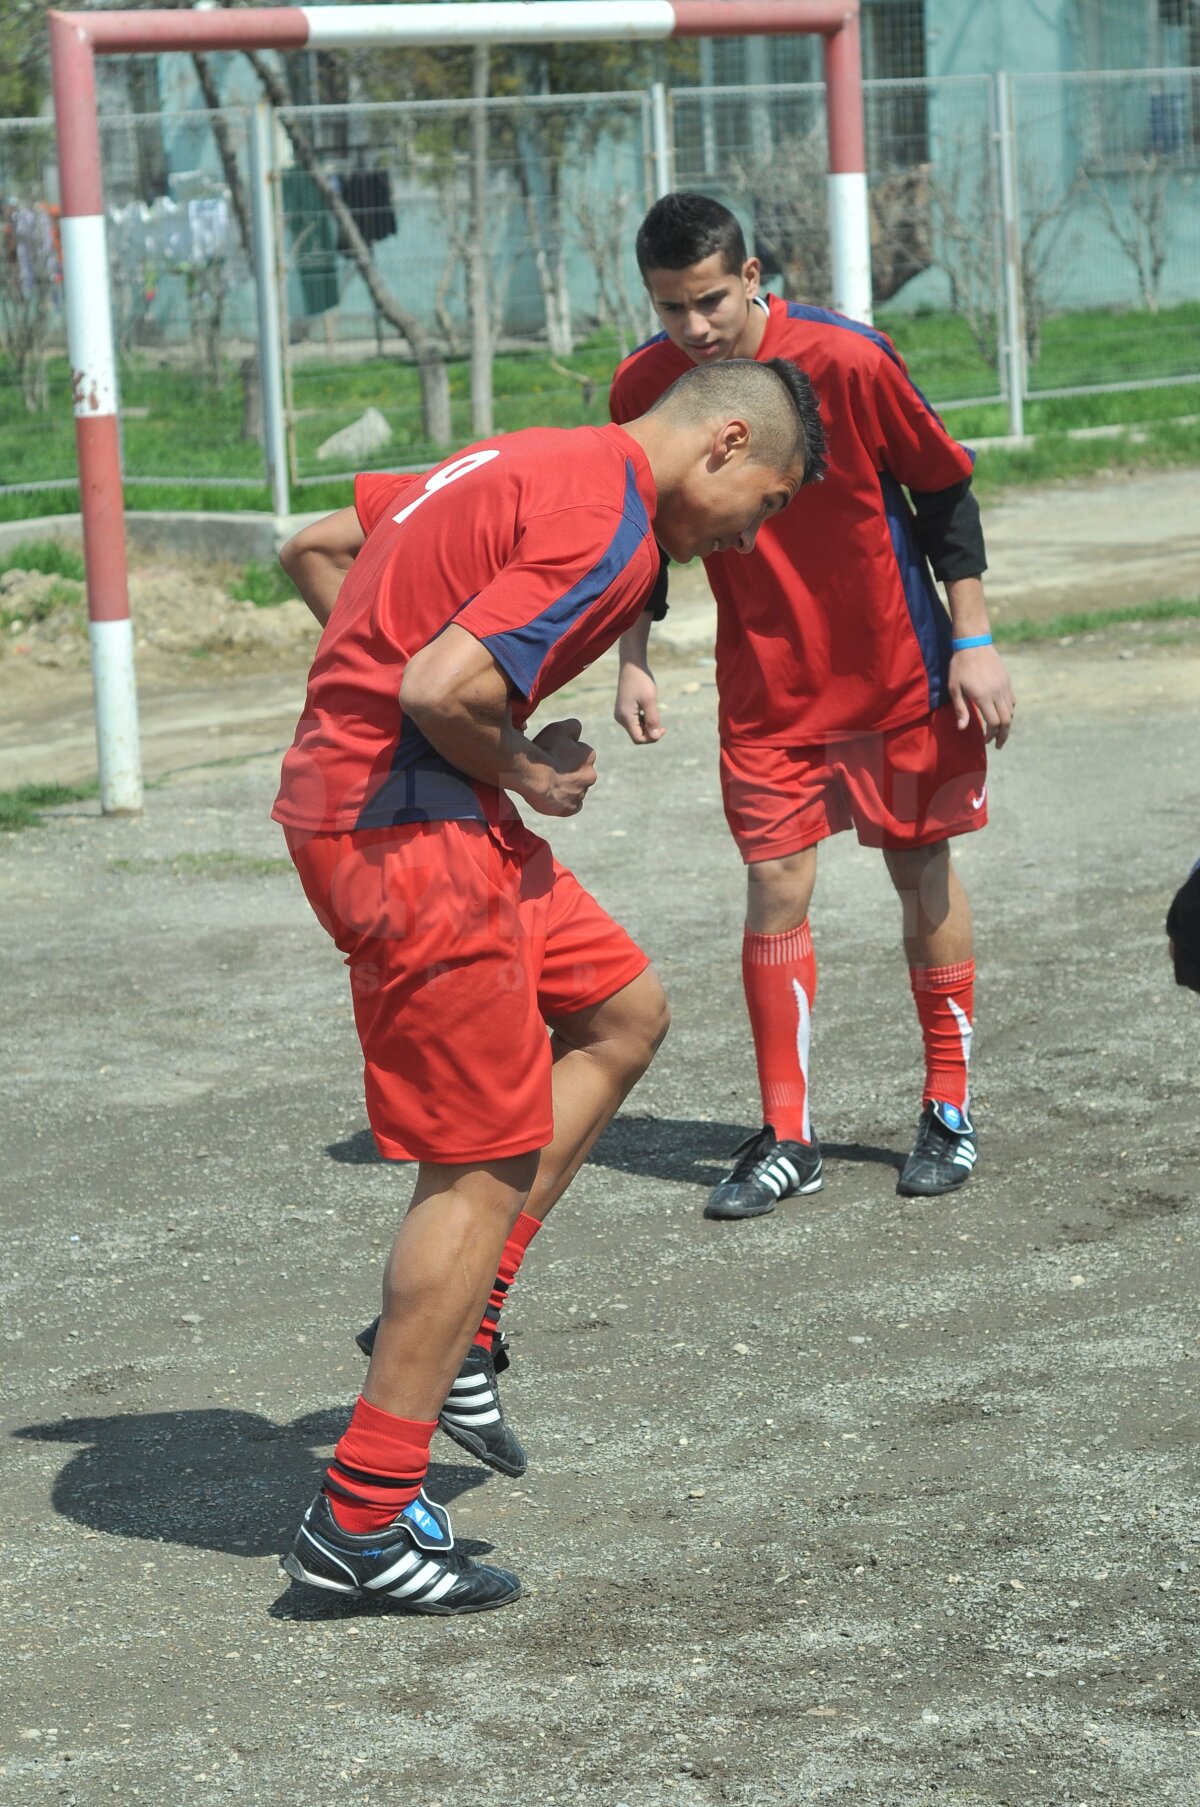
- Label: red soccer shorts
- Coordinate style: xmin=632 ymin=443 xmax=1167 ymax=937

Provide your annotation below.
xmin=285 ymin=818 xmax=649 ymax=1164
xmin=719 ymin=706 xmax=989 ymax=863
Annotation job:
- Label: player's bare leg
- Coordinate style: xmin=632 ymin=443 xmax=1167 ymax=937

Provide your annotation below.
xmin=525 ymin=965 xmax=671 ymax=1224
xmin=708 ymin=846 xmax=825 ymax=1220
xmin=356 ymin=969 xmax=668 ymax=1469
xmin=883 ymin=840 xmax=972 ymax=968
xmin=884 ymin=841 xmax=979 ymax=1196
xmin=744 ymin=844 xmax=818 ymax=934
xmin=283 ymin=1155 xmax=535 ymax=1613
xmin=363 ymin=1154 xmax=537 ymax=1421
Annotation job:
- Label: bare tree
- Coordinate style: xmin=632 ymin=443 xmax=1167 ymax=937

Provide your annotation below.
xmin=732 ymin=128 xmax=933 ymax=309
xmin=929 ymin=125 xmax=1082 ymax=371
xmin=468 ymin=43 xmax=493 ymax=436
xmin=572 ymin=184 xmax=644 ymax=361
xmin=246 ymin=50 xmax=452 ymax=446
xmin=732 ymin=127 xmax=832 ymax=304
xmin=1016 ymin=159 xmax=1086 ymax=364
xmin=0 ymin=203 xmax=60 ymax=412
xmin=513 ymin=139 xmax=574 ymax=357
xmin=1084 ymin=156 xmax=1180 ymax=314
xmin=927 ymin=128 xmax=1004 ymax=372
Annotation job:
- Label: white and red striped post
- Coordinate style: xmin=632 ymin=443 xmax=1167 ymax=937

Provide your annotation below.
xmin=51 ymin=12 xmax=140 ymax=812
xmin=49 ymin=3 xmax=865 ymax=812
xmin=822 ymin=4 xmax=871 ymax=323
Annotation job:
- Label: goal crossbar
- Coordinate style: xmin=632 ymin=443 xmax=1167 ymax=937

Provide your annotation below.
xmin=48 ymin=0 xmax=866 ymax=813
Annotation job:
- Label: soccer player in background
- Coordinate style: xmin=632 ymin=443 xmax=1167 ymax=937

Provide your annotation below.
xmin=272 ymin=358 xmax=825 ymax=1613
xmin=610 ymin=192 xmax=1016 ymax=1217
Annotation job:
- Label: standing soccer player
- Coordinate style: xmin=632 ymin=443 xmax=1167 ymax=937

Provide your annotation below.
xmin=610 ymin=193 xmax=1016 ymax=1216
xmin=272 ymin=358 xmax=825 ymax=1613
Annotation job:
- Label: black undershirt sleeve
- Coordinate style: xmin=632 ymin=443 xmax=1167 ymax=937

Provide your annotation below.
xmin=644 ymin=548 xmax=669 ymax=621
xmin=908 ymin=478 xmax=988 ymax=584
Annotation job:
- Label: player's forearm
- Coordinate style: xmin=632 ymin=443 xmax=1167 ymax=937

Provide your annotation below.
xmin=946 ymin=576 xmax=992 ymax=640
xmin=618 ymin=610 xmax=653 ymax=669
xmin=407 ymin=690 xmax=543 ymax=797
xmin=399 ymin=628 xmax=561 ymax=806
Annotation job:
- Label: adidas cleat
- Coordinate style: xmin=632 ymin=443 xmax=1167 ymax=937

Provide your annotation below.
xmin=356 ymin=1320 xmax=526 ymax=1477
xmin=704 ymin=1125 xmax=823 ymax=1220
xmin=282 ymin=1488 xmax=521 ymax=1614
xmin=897 ymin=1100 xmax=977 ymax=1197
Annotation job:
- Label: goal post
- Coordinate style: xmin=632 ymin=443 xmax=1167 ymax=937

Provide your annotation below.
xmin=48 ymin=0 xmax=867 ymax=814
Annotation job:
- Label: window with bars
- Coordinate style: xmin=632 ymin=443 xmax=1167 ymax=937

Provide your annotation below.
xmin=862 ymin=0 xmax=929 ymax=169
xmin=1075 ymin=0 xmax=1200 ymax=159
xmin=693 ymin=0 xmax=929 ymax=172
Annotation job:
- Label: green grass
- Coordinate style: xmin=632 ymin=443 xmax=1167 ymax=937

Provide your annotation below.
xmin=1 ymin=306 xmax=1198 ymax=524
xmin=108 ymin=850 xmax=292 ymax=877
xmin=0 ymin=779 xmax=96 ymax=832
xmin=0 ymin=580 xmax=84 ymax=633
xmin=229 ymin=560 xmax=297 ymax=608
xmin=0 ymin=539 xmax=86 ymax=582
xmin=994 ymin=594 xmax=1200 ymax=645
xmin=972 ymin=417 xmax=1200 ymax=496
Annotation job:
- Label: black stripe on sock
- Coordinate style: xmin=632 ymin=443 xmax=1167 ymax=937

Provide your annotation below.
xmin=328 ymin=1458 xmax=424 ymax=1490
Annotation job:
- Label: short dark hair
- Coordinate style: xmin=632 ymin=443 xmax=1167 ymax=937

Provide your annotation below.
xmin=760 ymin=357 xmax=827 ymax=487
xmin=650 ymin=356 xmax=827 ymax=487
xmin=636 ymin=192 xmax=747 ymax=278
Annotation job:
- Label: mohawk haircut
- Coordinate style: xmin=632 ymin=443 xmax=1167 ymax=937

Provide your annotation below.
xmin=650 ymin=358 xmax=827 ymax=487
xmin=636 ymin=192 xmax=748 ymax=277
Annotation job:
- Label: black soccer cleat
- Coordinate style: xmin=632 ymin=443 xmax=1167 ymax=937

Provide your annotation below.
xmin=704 ymin=1125 xmax=824 ymax=1220
xmin=356 ymin=1320 xmax=526 ymax=1477
xmin=282 ymin=1488 xmax=521 ymax=1614
xmin=896 ymin=1100 xmax=977 ymax=1197
xmin=357 ymin=1316 xmax=510 ymax=1373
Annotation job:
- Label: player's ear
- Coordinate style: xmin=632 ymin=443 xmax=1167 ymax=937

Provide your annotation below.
xmin=742 ymin=256 xmax=762 ymax=298
xmin=709 ymin=417 xmax=751 ymax=469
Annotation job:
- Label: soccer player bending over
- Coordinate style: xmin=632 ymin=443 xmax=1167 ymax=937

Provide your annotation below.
xmin=610 ymin=192 xmax=1016 ymax=1216
xmin=272 ymin=357 xmax=826 ymax=1614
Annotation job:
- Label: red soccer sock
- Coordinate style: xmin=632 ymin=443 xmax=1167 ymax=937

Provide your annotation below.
xmin=474 ymin=1211 xmax=541 ymax=1352
xmin=742 ymin=919 xmax=818 ymax=1145
xmin=324 ymin=1395 xmax=436 ymax=1534
xmin=910 ymin=960 xmax=975 ymax=1111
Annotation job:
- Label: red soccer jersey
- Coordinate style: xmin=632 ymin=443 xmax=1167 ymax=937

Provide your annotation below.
xmin=610 ymin=293 xmax=976 ymax=743
xmin=273 ymin=425 xmax=659 ymax=831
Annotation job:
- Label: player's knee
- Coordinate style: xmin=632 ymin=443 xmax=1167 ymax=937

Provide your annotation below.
xmin=885 ymin=840 xmax=949 ymax=891
xmin=628 ymin=970 xmax=670 ymax=1070
xmin=617 ymin=968 xmax=670 ymax=1077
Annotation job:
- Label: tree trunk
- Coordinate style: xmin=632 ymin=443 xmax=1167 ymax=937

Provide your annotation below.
xmin=240 ymin=354 xmax=262 ymax=443
xmin=517 ymin=154 xmax=572 ymax=358
xmin=191 ymin=54 xmax=252 ymax=255
xmin=468 ymin=44 xmax=493 ymax=437
xmin=246 ymin=49 xmax=452 ymax=446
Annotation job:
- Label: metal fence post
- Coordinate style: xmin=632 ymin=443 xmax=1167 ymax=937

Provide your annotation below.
xmin=649 ymin=80 xmax=672 ymax=198
xmin=248 ymin=99 xmax=290 ymax=520
xmin=996 ymin=71 xmax=1026 ymax=440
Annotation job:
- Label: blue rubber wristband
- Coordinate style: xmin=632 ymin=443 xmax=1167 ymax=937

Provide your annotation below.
xmin=951 ymin=633 xmax=992 ymax=651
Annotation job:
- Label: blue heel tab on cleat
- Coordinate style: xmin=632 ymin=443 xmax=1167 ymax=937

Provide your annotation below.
xmin=932 ymin=1100 xmax=972 ymax=1134
xmin=400 ymin=1491 xmax=454 ymax=1551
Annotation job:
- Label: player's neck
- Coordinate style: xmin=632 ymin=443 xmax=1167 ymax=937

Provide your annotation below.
xmin=729 ymin=297 xmax=769 ymax=361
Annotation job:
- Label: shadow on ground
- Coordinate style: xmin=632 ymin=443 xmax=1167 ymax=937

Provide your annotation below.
xmin=13 ymin=1409 xmax=488 ymax=1556
xmin=327 ymin=1114 xmax=903 ymax=1186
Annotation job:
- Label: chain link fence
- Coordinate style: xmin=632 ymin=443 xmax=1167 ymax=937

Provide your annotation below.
xmin=1013 ymin=69 xmax=1200 ymax=398
xmin=1 ymin=108 xmax=265 ymax=497
xmin=3 ymin=68 xmax=1199 ymax=504
xmin=673 ymin=75 xmax=1006 ymax=410
xmin=274 ymin=92 xmax=653 ymax=483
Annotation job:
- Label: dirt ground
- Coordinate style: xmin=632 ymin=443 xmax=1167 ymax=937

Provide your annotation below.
xmin=2 ymin=475 xmax=1200 ymax=1807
